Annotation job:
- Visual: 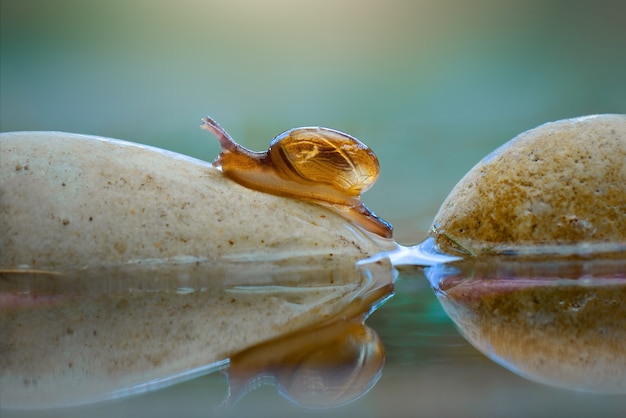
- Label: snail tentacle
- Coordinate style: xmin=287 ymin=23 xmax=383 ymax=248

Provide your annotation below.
xmin=200 ymin=116 xmax=237 ymax=151
xmin=313 ymin=200 xmax=392 ymax=238
xmin=201 ymin=116 xmax=265 ymax=168
xmin=350 ymin=204 xmax=393 ymax=239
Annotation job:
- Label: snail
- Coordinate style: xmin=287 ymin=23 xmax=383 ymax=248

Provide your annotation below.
xmin=201 ymin=116 xmax=393 ymax=238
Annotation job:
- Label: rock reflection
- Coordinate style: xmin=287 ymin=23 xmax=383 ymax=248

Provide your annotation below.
xmin=0 ymin=258 xmax=394 ymax=409
xmin=425 ymin=255 xmax=626 ymax=394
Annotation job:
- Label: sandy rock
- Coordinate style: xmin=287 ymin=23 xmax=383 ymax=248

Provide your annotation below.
xmin=432 ymin=114 xmax=626 ymax=256
xmin=0 ymin=131 xmax=396 ymax=408
xmin=0 ymin=131 xmax=394 ymax=271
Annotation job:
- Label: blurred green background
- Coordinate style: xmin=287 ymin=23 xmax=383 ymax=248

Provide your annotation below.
xmin=2 ymin=0 xmax=625 ymax=243
xmin=2 ymin=3 xmax=626 ymax=415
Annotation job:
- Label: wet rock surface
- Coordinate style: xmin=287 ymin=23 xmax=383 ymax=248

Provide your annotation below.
xmin=432 ymin=114 xmax=626 ymax=256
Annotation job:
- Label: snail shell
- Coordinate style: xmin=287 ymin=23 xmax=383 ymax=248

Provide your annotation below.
xmin=201 ymin=117 xmax=393 ymax=238
xmin=268 ymin=127 xmax=380 ymax=198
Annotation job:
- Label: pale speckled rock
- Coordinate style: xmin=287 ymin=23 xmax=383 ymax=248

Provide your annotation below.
xmin=432 ymin=114 xmax=626 ymax=256
xmin=0 ymin=131 xmax=395 ymax=271
xmin=0 ymin=131 xmax=395 ymax=408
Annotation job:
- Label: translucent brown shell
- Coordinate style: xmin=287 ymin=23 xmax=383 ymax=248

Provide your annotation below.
xmin=201 ymin=116 xmax=393 ymax=238
xmin=270 ymin=128 xmax=379 ymax=197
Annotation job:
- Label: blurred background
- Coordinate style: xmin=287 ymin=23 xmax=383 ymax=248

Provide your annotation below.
xmin=2 ymin=2 xmax=626 ymax=416
xmin=1 ymin=0 xmax=625 ymax=243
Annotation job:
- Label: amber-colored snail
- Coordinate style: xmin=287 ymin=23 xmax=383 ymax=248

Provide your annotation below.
xmin=201 ymin=116 xmax=393 ymax=238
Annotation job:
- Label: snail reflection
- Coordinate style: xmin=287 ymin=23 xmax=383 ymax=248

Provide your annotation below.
xmin=425 ymin=255 xmax=626 ymax=394
xmin=225 ymin=305 xmax=386 ymax=409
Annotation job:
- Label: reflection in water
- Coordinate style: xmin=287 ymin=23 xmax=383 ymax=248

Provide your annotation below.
xmin=0 ymin=258 xmax=394 ymax=410
xmin=425 ymin=255 xmax=626 ymax=394
xmin=226 ymin=317 xmax=385 ymax=409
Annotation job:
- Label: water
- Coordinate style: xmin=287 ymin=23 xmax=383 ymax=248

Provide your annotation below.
xmin=2 ymin=255 xmax=625 ymax=417
xmin=2 ymin=2 xmax=626 ymax=415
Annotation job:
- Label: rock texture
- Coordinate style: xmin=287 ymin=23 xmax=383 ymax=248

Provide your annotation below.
xmin=433 ymin=258 xmax=626 ymax=393
xmin=0 ymin=132 xmax=394 ymax=271
xmin=432 ymin=114 xmax=626 ymax=256
xmin=0 ymin=131 xmax=395 ymax=408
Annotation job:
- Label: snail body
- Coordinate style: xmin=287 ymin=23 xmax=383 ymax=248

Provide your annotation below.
xmin=201 ymin=117 xmax=392 ymax=238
